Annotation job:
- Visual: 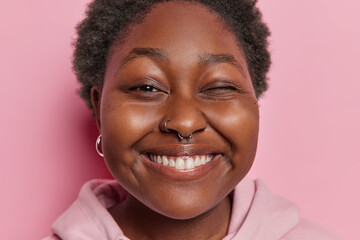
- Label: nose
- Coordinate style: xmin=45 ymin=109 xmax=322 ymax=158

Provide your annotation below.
xmin=161 ymin=97 xmax=207 ymax=139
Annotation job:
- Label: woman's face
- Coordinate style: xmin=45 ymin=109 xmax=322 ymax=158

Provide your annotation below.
xmin=92 ymin=2 xmax=259 ymax=219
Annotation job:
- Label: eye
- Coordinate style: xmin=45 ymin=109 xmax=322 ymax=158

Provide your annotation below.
xmin=126 ymin=83 xmax=168 ymax=101
xmin=129 ymin=84 xmax=159 ymax=92
xmin=198 ymin=80 xmax=249 ymax=100
xmin=205 ymin=86 xmax=238 ymax=92
xmin=200 ymin=81 xmax=243 ymax=94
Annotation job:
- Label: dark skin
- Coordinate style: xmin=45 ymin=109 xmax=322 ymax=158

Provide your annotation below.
xmin=91 ymin=2 xmax=259 ymax=240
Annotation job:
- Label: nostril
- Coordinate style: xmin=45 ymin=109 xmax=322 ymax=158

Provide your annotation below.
xmin=163 ymin=120 xmax=171 ymax=133
xmin=160 ymin=108 xmax=207 ymax=139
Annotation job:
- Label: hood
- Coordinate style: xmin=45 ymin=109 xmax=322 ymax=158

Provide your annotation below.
xmin=47 ymin=178 xmax=314 ymax=240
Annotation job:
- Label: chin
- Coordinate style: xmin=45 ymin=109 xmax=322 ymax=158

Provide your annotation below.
xmin=142 ymin=187 xmax=229 ymax=220
xmin=150 ymin=200 xmax=217 ymax=220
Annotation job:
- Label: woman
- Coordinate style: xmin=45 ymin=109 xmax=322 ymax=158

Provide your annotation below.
xmin=44 ymin=0 xmax=339 ymax=239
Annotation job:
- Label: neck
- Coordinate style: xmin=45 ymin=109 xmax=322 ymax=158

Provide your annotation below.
xmin=109 ymin=194 xmax=232 ymax=240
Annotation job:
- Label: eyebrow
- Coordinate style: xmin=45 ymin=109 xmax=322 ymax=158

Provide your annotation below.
xmin=121 ymin=48 xmax=245 ymax=76
xmin=198 ymin=53 xmax=246 ymax=76
xmin=121 ymin=47 xmax=170 ymax=66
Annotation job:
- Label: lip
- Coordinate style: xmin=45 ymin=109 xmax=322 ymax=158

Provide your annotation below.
xmin=139 ymin=143 xmax=225 ymax=180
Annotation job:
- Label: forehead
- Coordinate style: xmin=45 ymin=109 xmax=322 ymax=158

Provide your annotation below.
xmin=106 ymin=1 xmax=249 ymax=79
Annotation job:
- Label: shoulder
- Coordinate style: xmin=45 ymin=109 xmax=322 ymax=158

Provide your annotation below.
xmin=41 ymin=235 xmax=61 ymax=240
xmin=43 ymin=179 xmax=126 ymax=240
xmin=245 ymin=179 xmax=341 ymax=240
xmin=282 ymin=218 xmax=341 ymax=240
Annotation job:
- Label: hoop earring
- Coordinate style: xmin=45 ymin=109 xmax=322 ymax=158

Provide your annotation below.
xmin=96 ymin=135 xmax=104 ymax=157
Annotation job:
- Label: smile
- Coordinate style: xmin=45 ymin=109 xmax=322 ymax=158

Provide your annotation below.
xmin=149 ymin=154 xmax=214 ymax=170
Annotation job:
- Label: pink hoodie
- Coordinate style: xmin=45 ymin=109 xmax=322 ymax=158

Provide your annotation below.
xmin=43 ymin=178 xmax=339 ymax=240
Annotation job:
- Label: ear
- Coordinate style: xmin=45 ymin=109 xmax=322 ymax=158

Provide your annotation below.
xmin=91 ymin=85 xmax=102 ymax=130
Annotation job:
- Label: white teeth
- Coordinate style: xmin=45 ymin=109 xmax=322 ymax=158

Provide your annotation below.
xmin=200 ymin=155 xmax=206 ymax=165
xmin=194 ymin=156 xmax=201 ymax=166
xmin=162 ymin=156 xmax=168 ymax=166
xmin=149 ymin=154 xmax=215 ymax=169
xmin=169 ymin=159 xmax=176 ymax=167
xmin=175 ymin=158 xmax=185 ymax=170
xmin=185 ymin=157 xmax=195 ymax=169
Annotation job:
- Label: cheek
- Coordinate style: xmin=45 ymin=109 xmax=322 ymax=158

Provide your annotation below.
xmin=100 ymin=102 xmax=160 ymax=166
xmin=205 ymin=99 xmax=259 ymax=167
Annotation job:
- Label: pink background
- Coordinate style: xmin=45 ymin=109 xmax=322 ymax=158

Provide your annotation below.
xmin=1 ymin=0 xmax=359 ymax=239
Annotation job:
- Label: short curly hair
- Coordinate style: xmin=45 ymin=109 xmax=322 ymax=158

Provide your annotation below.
xmin=73 ymin=0 xmax=271 ymax=109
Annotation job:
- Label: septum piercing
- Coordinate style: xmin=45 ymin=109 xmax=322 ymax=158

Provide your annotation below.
xmin=177 ymin=132 xmax=192 ymax=140
xmin=164 ymin=120 xmax=192 ymax=140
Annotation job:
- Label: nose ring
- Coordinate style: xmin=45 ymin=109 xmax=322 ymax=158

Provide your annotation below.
xmin=163 ymin=120 xmax=192 ymax=140
xmin=164 ymin=120 xmax=171 ymax=132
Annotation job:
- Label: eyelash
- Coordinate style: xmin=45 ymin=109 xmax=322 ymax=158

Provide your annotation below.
xmin=129 ymin=84 xmax=159 ymax=92
xmin=205 ymin=86 xmax=238 ymax=91
xmin=127 ymin=82 xmax=244 ymax=96
xmin=200 ymin=83 xmax=244 ymax=94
